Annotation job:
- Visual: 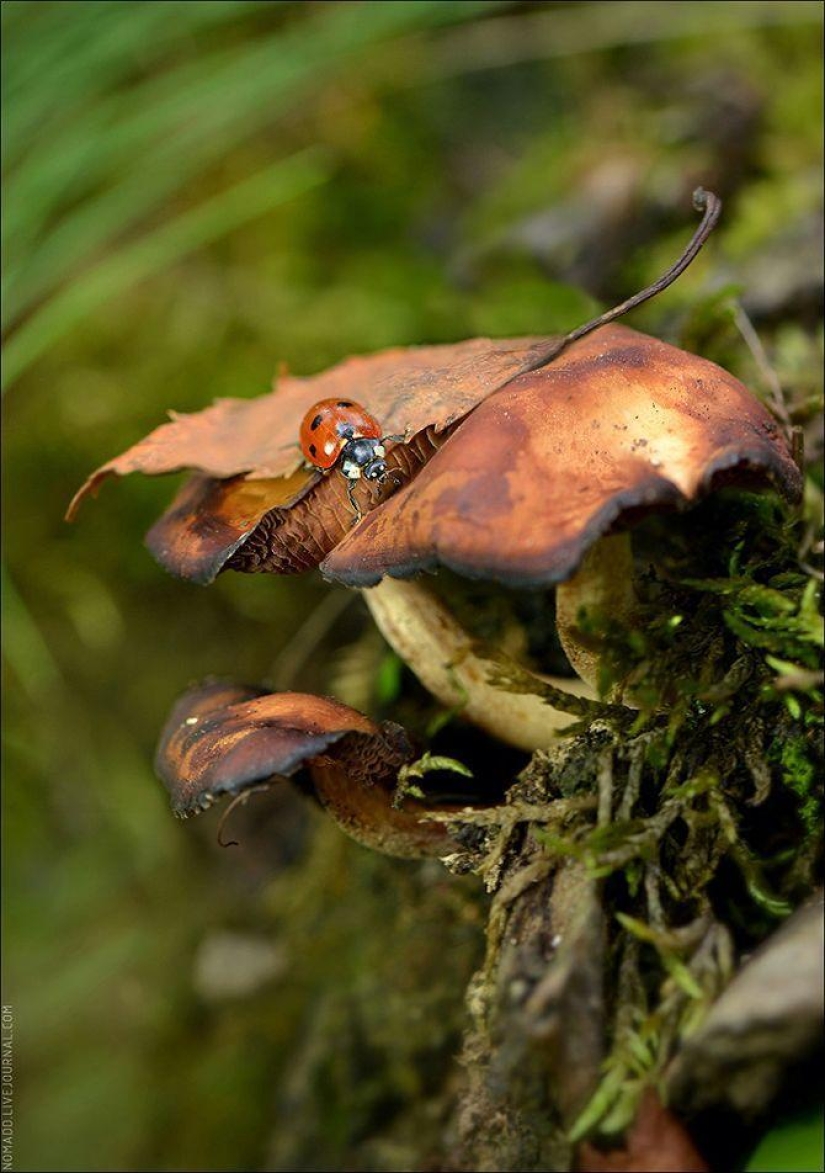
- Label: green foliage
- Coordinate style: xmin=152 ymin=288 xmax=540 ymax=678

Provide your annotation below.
xmin=395 ymin=751 xmax=475 ymax=806
xmin=768 ymin=733 xmax=822 ymax=837
xmin=746 ymin=1109 xmax=825 ymax=1173
xmin=3 ymin=0 xmax=506 ymax=384
xmin=374 ymin=649 xmax=404 ymax=707
xmin=582 ymin=492 xmax=823 ymax=896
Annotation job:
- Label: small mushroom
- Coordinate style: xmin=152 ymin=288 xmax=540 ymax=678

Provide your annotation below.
xmin=143 ymin=425 xmax=454 ymax=583
xmin=156 ymin=679 xmax=459 ymax=858
xmin=575 ymin=1088 xmax=709 ymax=1172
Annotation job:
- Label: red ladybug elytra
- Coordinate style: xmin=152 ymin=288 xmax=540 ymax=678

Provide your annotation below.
xmin=299 ymin=398 xmax=404 ymax=519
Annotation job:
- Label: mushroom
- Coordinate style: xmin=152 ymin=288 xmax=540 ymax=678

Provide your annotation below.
xmin=156 ymin=679 xmax=459 ymax=858
xmin=320 ymin=323 xmax=802 ymax=707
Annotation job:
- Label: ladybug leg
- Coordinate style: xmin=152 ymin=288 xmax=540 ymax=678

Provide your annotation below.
xmin=346 ymin=476 xmax=363 ymax=523
xmin=381 ymin=433 xmax=406 ymax=446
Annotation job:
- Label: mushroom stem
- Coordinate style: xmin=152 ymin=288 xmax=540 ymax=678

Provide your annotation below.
xmin=555 ymin=533 xmax=638 ymax=692
xmin=362 ymin=577 xmax=597 ymax=753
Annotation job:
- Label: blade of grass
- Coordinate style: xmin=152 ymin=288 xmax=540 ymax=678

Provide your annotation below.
xmin=2 ymin=2 xmax=271 ymax=164
xmin=1 ymin=146 xmax=332 ymax=391
xmin=1 ymin=564 xmax=66 ymax=697
xmin=4 ymin=1 xmax=507 ymax=329
xmin=417 ymin=0 xmax=824 ymax=82
xmin=4 ymin=1 xmax=498 ymax=260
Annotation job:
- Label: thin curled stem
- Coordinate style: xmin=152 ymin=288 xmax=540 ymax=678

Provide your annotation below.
xmin=510 ymin=187 xmax=723 ymax=380
xmin=216 ymin=782 xmax=272 ymax=847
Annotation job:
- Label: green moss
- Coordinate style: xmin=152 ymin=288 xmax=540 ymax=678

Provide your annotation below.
xmin=768 ymin=733 xmax=822 ymax=837
xmin=447 ymin=484 xmax=822 ymax=1148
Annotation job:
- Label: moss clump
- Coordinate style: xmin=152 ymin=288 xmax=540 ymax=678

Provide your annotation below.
xmin=439 ymin=486 xmax=822 ymax=1153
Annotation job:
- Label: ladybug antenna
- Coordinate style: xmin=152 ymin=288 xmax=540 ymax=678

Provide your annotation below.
xmin=373 ymin=467 xmax=405 ymax=501
xmin=513 ymin=188 xmax=722 ymax=380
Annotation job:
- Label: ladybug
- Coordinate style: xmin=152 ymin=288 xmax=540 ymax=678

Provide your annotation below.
xmin=299 ymin=398 xmax=405 ymax=519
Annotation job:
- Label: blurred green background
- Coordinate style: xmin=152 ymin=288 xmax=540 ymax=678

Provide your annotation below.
xmin=3 ymin=3 xmax=823 ymax=1170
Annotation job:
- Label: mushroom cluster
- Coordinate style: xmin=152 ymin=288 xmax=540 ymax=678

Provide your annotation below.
xmin=71 ymin=315 xmax=801 ymax=856
xmin=68 ymin=191 xmax=819 ymax=1173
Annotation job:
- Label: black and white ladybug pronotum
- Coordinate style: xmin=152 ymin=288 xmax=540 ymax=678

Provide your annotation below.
xmin=299 ymin=398 xmax=404 ymax=519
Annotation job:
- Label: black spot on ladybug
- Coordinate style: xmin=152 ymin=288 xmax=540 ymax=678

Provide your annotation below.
xmin=310 ymin=414 xmax=323 ymax=431
xmin=308 ymin=443 xmax=317 ymax=457
xmin=337 ymin=400 xmax=354 ymax=408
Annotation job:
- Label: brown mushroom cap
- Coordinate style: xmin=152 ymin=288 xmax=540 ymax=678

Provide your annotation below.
xmin=156 ymin=680 xmax=458 ymax=857
xmin=321 ymin=326 xmax=803 ymax=589
xmin=144 ymin=470 xmax=317 ymax=584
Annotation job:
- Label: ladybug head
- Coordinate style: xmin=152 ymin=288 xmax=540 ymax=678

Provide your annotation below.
xmin=340 ymin=436 xmax=388 ymax=484
xmin=364 ymin=456 xmax=388 ymax=482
